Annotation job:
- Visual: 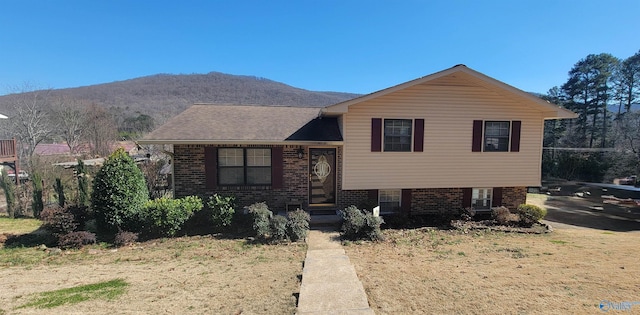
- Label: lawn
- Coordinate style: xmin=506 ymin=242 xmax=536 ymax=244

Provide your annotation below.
xmin=0 ymin=217 xmax=42 ymax=234
xmin=345 ymin=226 xmax=640 ymax=314
xmin=0 ymin=219 xmax=306 ymax=314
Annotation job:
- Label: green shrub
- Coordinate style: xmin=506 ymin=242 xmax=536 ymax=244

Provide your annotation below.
xmin=269 ymin=215 xmax=288 ymax=242
xmin=91 ymin=148 xmax=149 ymax=235
xmin=67 ymin=205 xmax=90 ymax=230
xmin=286 ymin=209 xmax=310 ymax=242
xmin=41 ymin=206 xmax=78 ymax=236
xmin=207 ymin=194 xmax=236 ymax=228
xmin=31 ymin=173 xmax=44 ymax=218
xmin=340 ymin=206 xmax=384 ymax=241
xmin=58 ymin=231 xmax=96 ymax=249
xmin=54 ymin=178 xmax=66 ymax=207
xmin=248 ymin=202 xmax=273 ymax=239
xmin=516 ymin=204 xmax=547 ymax=227
xmin=492 ymin=206 xmax=512 ymax=225
xmin=140 ymin=196 xmax=203 ymax=237
xmin=0 ymin=169 xmax=16 ymax=218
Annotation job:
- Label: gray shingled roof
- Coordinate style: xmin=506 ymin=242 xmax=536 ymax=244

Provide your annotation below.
xmin=141 ymin=104 xmax=328 ymax=143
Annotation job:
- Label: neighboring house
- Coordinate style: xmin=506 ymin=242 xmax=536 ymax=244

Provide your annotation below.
xmin=140 ymin=65 xmax=576 ymax=215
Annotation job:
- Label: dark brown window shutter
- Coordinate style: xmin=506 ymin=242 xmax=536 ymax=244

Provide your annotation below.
xmin=271 ymin=147 xmax=284 ymax=189
xmin=492 ymin=187 xmax=503 ymax=207
xmin=371 ymin=118 xmax=382 ymax=152
xmin=472 ymin=120 xmax=483 ymax=152
xmin=510 ymin=121 xmax=521 ymax=152
xmin=462 ymin=188 xmax=472 ymax=208
xmin=204 ymin=147 xmax=217 ymax=189
xmin=401 ymin=189 xmax=412 ymax=213
xmin=368 ymin=189 xmax=378 ymax=202
xmin=413 ymin=119 xmax=424 ymax=152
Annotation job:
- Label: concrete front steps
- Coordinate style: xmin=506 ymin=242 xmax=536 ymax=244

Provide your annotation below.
xmin=296 ymin=228 xmax=374 ymax=315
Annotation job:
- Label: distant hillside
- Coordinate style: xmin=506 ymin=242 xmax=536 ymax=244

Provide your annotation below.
xmin=0 ymin=72 xmax=361 ymax=123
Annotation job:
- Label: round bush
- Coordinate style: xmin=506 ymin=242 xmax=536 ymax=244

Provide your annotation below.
xmin=58 ymin=231 xmax=96 ymax=249
xmin=516 ymin=204 xmax=547 ymax=227
xmin=41 ymin=206 xmax=78 ymax=236
xmin=91 ymin=148 xmax=149 ymax=234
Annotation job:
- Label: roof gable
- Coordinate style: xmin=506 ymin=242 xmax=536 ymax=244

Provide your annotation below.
xmin=322 ymin=65 xmax=576 ymax=119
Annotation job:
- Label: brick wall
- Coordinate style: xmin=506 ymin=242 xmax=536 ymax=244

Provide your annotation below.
xmin=338 ymin=186 xmax=527 ymax=215
xmin=173 ymin=144 xmax=310 ymax=211
xmin=411 ymin=188 xmax=464 ymax=214
xmin=338 ymin=190 xmax=370 ymax=210
xmin=502 ymin=186 xmax=527 ymax=210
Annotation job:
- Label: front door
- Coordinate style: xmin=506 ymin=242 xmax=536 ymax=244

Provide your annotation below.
xmin=309 ymin=148 xmax=336 ymax=205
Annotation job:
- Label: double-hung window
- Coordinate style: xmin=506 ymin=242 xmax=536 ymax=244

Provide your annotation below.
xmin=484 ymin=121 xmax=510 ymax=152
xmin=384 ymin=119 xmax=413 ymax=152
xmin=473 ymin=120 xmax=521 ymax=152
xmin=472 ymin=188 xmax=492 ymax=210
xmin=379 ymin=189 xmax=401 ymax=213
xmin=218 ymin=148 xmax=271 ymax=185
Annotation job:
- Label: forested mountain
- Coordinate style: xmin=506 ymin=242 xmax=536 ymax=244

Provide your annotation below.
xmin=0 ymin=71 xmax=360 ymax=164
xmin=0 ymin=72 xmax=360 ymax=123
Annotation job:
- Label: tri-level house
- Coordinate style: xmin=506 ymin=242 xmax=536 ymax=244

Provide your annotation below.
xmin=140 ymin=65 xmax=576 ymax=215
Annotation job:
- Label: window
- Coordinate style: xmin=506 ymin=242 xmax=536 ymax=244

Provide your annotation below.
xmin=472 ymin=188 xmax=492 ymax=210
xmin=384 ymin=119 xmax=412 ymax=152
xmin=484 ymin=121 xmax=510 ymax=152
xmin=218 ymin=148 xmax=271 ymax=185
xmin=379 ymin=190 xmax=401 ymax=213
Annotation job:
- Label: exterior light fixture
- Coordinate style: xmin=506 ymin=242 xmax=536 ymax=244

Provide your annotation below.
xmin=297 ymin=147 xmax=305 ymax=159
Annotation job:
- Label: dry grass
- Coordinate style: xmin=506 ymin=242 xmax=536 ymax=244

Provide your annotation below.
xmin=0 ymin=216 xmax=42 ymax=234
xmin=0 ymin=234 xmax=306 ymax=314
xmin=346 ymin=227 xmax=640 ymax=314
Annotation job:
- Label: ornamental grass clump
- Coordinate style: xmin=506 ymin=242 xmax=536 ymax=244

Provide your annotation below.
xmin=492 ymin=206 xmax=512 ymax=226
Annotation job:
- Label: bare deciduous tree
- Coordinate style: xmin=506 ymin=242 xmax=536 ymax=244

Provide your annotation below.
xmin=50 ymin=96 xmax=88 ymax=154
xmin=1 ymin=85 xmax=54 ymax=168
xmin=84 ymin=103 xmax=118 ymax=157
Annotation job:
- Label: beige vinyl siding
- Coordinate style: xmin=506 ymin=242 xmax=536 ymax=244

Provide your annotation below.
xmin=342 ymin=75 xmax=545 ymax=190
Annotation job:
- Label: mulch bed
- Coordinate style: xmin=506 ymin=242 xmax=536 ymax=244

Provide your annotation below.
xmin=450 ymin=219 xmax=551 ymax=234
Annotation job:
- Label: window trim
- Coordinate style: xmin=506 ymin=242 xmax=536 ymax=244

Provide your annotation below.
xmin=217 ymin=147 xmax=272 ymax=186
xmin=383 ymin=118 xmax=414 ymax=152
xmin=472 ymin=188 xmax=493 ymax=210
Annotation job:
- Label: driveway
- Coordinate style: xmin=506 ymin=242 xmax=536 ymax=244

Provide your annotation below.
xmin=535 ymin=194 xmax=640 ymax=232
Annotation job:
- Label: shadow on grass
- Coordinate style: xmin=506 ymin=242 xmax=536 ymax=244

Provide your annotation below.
xmin=3 ymin=227 xmax=56 ymax=249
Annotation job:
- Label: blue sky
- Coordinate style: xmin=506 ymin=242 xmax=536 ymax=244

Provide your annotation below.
xmin=1 ymin=1 xmax=638 ymax=96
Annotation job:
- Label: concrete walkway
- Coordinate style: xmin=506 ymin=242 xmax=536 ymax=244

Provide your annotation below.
xmin=297 ymin=228 xmax=374 ymax=315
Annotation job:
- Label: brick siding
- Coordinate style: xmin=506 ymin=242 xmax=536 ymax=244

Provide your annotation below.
xmin=173 ymin=144 xmax=526 ymax=214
